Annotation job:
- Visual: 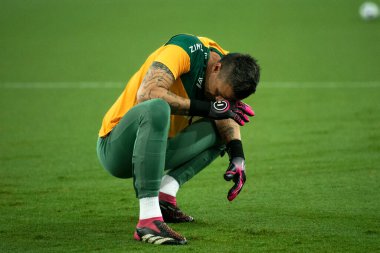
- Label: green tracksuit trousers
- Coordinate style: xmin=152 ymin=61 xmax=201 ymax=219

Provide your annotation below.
xmin=97 ymin=99 xmax=224 ymax=198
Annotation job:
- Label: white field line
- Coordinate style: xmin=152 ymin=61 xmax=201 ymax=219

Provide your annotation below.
xmin=0 ymin=82 xmax=125 ymax=89
xmin=0 ymin=81 xmax=380 ymax=89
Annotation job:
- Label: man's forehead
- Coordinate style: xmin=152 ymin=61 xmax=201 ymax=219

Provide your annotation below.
xmin=218 ymin=82 xmax=235 ymax=101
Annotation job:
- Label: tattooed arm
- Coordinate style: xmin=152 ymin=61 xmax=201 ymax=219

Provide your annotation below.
xmin=214 ymin=119 xmax=241 ymax=143
xmin=136 ymin=61 xmax=190 ymax=115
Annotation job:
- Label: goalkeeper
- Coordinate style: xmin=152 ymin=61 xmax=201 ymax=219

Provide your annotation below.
xmin=97 ymin=34 xmax=260 ymax=245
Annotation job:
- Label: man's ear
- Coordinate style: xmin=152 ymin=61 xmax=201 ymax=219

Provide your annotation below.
xmin=213 ymin=62 xmax=222 ymax=73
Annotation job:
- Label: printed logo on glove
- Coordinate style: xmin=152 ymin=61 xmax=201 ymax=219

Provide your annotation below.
xmin=212 ymin=101 xmax=230 ymax=112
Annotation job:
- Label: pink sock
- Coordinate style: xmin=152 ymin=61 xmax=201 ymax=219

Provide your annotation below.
xmin=134 ymin=216 xmax=163 ymax=240
xmin=159 ymin=192 xmax=177 ymax=206
xmin=136 ymin=217 xmax=163 ymax=231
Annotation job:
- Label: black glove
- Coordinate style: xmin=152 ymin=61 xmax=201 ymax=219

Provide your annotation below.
xmin=224 ymin=157 xmax=246 ymax=201
xmin=190 ymin=99 xmax=255 ymax=126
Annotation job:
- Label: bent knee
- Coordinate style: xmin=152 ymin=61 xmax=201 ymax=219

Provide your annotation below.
xmin=147 ymin=99 xmax=170 ymax=115
xmin=143 ymin=99 xmax=170 ymax=129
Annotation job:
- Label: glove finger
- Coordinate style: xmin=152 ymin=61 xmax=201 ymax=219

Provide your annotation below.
xmin=227 ymin=177 xmax=245 ymax=201
xmin=230 ymin=112 xmax=245 ymax=126
xmin=224 ymin=170 xmax=235 ymax=181
xmin=236 ymin=101 xmax=255 ymax=116
xmin=235 ymin=109 xmax=250 ymax=122
xmin=224 ymin=163 xmax=237 ymax=181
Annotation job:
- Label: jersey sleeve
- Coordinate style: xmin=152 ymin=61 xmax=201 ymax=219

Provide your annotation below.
xmin=154 ymin=44 xmax=191 ymax=80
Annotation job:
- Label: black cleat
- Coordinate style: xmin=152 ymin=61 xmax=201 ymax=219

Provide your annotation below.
xmin=134 ymin=220 xmax=187 ymax=245
xmin=159 ymin=200 xmax=194 ymax=223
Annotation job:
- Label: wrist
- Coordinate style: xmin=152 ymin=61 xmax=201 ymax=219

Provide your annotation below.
xmin=189 ymin=99 xmax=210 ymax=116
xmin=227 ymin=139 xmax=245 ymax=160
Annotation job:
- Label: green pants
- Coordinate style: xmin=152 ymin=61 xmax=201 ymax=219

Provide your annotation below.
xmin=97 ymin=99 xmax=224 ymax=198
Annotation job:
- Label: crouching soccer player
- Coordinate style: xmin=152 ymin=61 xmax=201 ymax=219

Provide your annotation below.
xmin=96 ymin=34 xmax=260 ymax=245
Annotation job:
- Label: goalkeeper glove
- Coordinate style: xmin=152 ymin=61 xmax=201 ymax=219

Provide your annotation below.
xmin=224 ymin=157 xmax=246 ymax=201
xmin=224 ymin=140 xmax=246 ymax=201
xmin=190 ymin=100 xmax=254 ymax=126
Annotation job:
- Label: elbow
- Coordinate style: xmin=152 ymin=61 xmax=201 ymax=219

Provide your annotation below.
xmin=136 ymin=93 xmax=147 ymax=104
xmin=136 ymin=89 xmax=147 ymax=104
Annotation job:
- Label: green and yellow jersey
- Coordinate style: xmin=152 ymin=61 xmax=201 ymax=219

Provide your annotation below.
xmin=99 ymin=34 xmax=229 ymax=138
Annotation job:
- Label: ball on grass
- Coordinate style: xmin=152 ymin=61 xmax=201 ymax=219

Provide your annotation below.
xmin=359 ymin=2 xmax=380 ymax=20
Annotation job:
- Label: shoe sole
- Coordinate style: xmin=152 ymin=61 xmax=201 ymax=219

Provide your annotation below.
xmin=134 ymin=231 xmax=187 ymax=245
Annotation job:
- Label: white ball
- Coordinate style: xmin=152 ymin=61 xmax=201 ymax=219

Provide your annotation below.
xmin=359 ymin=2 xmax=380 ymax=20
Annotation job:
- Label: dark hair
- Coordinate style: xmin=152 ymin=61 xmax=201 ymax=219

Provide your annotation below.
xmin=219 ymin=53 xmax=261 ymax=100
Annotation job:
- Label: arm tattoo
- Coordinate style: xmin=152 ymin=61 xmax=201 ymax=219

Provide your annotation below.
xmin=165 ymin=91 xmax=189 ymax=114
xmin=151 ymin=62 xmax=174 ymax=80
xmin=218 ymin=125 xmax=236 ymax=141
xmin=141 ymin=61 xmax=174 ymax=90
xmin=137 ymin=61 xmax=190 ymax=115
xmin=215 ymin=119 xmax=240 ymax=143
xmin=139 ymin=61 xmax=174 ymax=101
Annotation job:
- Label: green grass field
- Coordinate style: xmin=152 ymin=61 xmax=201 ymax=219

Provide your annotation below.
xmin=1 ymin=0 xmax=379 ymax=252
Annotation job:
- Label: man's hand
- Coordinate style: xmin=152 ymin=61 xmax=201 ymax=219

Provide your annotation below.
xmin=209 ymin=100 xmax=255 ymax=126
xmin=224 ymin=157 xmax=246 ymax=201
